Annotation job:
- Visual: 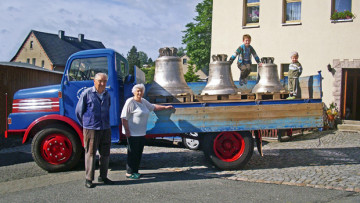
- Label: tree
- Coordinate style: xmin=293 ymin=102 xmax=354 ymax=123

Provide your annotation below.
xmin=138 ymin=51 xmax=149 ymax=68
xmin=127 ymin=46 xmax=140 ymax=74
xmin=182 ymin=0 xmax=212 ymax=72
xmin=177 ymin=47 xmax=186 ymax=57
xmin=141 ymin=66 xmax=155 ymax=84
xmin=184 ymin=62 xmax=200 ymax=82
xmin=148 ymin=58 xmax=154 ymax=66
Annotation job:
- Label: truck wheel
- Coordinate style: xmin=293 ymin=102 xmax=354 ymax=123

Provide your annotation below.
xmin=31 ymin=125 xmax=82 ymax=172
xmin=203 ymin=131 xmax=254 ymax=170
xmin=182 ymin=132 xmax=200 ymax=150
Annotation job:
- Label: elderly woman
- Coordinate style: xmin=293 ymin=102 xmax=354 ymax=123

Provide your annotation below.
xmin=121 ymin=83 xmax=173 ymax=179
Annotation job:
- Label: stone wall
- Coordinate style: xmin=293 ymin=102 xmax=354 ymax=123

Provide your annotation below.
xmin=332 ymin=59 xmax=360 ymax=114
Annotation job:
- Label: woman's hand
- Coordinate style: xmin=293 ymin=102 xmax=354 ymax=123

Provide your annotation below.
xmin=165 ymin=105 xmax=174 ymax=110
xmin=125 ymin=131 xmax=131 ymax=138
xmin=154 ymin=104 xmax=174 ymax=111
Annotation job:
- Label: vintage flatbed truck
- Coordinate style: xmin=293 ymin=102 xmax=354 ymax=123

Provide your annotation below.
xmin=5 ymin=48 xmax=324 ymax=171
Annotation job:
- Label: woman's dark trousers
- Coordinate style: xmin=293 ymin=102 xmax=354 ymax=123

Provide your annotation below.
xmin=126 ymin=136 xmax=145 ymax=174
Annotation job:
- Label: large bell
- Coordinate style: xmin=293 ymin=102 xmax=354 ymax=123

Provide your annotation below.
xmin=147 ymin=47 xmax=193 ymax=97
xmin=251 ymin=57 xmax=285 ymax=93
xmin=201 ymin=54 xmax=238 ymax=95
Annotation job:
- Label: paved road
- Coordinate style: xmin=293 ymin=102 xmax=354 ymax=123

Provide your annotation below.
xmin=0 ymin=130 xmax=359 ymax=202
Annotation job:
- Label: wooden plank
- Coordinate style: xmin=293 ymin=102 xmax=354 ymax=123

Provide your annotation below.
xmin=342 ymin=70 xmax=348 ymax=119
xmin=352 ymin=75 xmax=357 ymax=119
xmin=146 ymin=102 xmax=324 ymax=135
xmin=255 ymin=92 xmax=288 ymax=100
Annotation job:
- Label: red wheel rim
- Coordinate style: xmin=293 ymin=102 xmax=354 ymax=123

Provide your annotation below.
xmin=40 ymin=134 xmax=73 ymax=165
xmin=213 ymin=132 xmax=245 ymax=162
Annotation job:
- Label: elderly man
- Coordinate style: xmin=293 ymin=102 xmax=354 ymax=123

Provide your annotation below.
xmin=75 ymin=72 xmax=114 ymax=188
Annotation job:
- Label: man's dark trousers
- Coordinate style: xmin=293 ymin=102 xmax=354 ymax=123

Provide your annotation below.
xmin=83 ymin=128 xmax=111 ymax=181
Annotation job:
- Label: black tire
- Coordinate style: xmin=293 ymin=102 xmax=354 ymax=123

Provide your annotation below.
xmin=203 ymin=131 xmax=254 ymax=170
xmin=182 ymin=132 xmax=200 ymax=150
xmin=31 ymin=125 xmax=82 ymax=172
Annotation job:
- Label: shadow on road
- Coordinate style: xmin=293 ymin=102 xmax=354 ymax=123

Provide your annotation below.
xmin=246 ymin=147 xmax=360 ymax=170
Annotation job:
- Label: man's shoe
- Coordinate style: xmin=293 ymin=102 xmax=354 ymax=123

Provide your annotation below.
xmin=286 ymin=96 xmax=296 ymax=100
xmin=85 ymin=180 xmax=94 ymax=188
xmin=98 ymin=176 xmax=114 ymax=185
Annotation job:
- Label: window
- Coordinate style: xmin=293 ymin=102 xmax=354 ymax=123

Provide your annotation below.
xmin=30 ymin=41 xmax=33 ymax=49
xmin=41 ymin=60 xmax=45 ymax=67
xmin=332 ymin=0 xmax=351 ymax=12
xmin=26 ymin=58 xmax=30 ymax=63
xmin=32 ymin=58 xmax=36 ymax=65
xmin=245 ymin=0 xmax=260 ymax=25
xmin=280 ymin=64 xmax=290 ymax=79
xmin=284 ymin=0 xmax=301 ymax=23
xmin=183 ymin=58 xmax=187 ymax=64
xmin=68 ymin=57 xmax=108 ymax=81
xmin=115 ymin=53 xmax=127 ymax=81
xmin=331 ymin=0 xmax=353 ymax=21
xmin=248 ymin=64 xmax=258 ymax=80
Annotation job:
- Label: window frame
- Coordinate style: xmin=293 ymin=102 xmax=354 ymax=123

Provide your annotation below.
xmin=280 ymin=63 xmax=290 ymax=79
xmin=243 ymin=0 xmax=260 ymax=27
xmin=283 ymin=0 xmax=302 ymax=24
xmin=331 ymin=0 xmax=353 ymax=22
xmin=248 ymin=64 xmax=258 ymax=81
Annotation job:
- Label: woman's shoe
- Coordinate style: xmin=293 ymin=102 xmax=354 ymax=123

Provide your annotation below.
xmin=126 ymin=173 xmax=141 ymax=179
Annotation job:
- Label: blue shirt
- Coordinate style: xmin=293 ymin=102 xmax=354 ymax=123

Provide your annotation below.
xmin=75 ymin=86 xmax=111 ymax=130
xmin=230 ymin=44 xmax=260 ymax=65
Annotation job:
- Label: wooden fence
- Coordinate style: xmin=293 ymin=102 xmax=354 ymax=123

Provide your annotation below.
xmin=0 ymin=63 xmax=63 ymax=135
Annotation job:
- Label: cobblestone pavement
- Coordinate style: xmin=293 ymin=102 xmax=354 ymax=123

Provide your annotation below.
xmin=1 ymin=130 xmax=359 ymax=193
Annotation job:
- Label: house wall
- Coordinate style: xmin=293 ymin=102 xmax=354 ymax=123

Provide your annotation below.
xmin=181 ymin=55 xmax=208 ymax=80
xmin=211 ymin=0 xmax=360 ymax=106
xmin=11 ymin=33 xmax=53 ymax=70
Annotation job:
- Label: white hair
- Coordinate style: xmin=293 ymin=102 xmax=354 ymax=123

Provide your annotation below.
xmin=290 ymin=51 xmax=299 ymax=58
xmin=95 ymin=72 xmax=108 ymax=80
xmin=132 ymin=83 xmax=145 ymax=94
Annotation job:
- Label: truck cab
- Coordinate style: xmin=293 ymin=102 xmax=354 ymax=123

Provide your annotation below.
xmin=6 ymin=48 xmax=133 ymax=171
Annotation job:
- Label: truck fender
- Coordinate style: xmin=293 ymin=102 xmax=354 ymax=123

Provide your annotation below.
xmin=22 ymin=115 xmax=83 ymax=146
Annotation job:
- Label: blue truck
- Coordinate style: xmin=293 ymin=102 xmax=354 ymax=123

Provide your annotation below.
xmin=5 ymin=48 xmax=324 ymax=171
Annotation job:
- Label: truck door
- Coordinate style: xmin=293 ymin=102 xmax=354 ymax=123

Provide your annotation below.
xmin=61 ymin=56 xmax=120 ymax=141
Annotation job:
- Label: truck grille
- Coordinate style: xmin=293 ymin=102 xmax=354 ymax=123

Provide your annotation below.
xmin=12 ymin=98 xmax=60 ymax=113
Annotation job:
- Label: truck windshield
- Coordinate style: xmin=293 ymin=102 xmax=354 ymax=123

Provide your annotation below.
xmin=68 ymin=57 xmax=108 ymax=81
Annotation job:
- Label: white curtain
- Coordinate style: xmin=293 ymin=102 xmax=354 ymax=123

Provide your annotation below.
xmin=287 ymin=2 xmax=301 ymax=21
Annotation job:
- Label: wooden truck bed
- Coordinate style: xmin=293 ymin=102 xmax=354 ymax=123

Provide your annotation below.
xmin=145 ymin=72 xmax=324 ymax=135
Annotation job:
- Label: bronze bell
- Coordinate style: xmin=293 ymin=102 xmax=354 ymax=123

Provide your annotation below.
xmin=251 ymin=57 xmax=285 ymax=93
xmin=201 ymin=54 xmax=238 ymax=95
xmin=147 ymin=47 xmax=193 ymax=97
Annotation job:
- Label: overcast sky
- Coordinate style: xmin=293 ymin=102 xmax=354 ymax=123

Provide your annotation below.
xmin=0 ymin=0 xmax=202 ymax=61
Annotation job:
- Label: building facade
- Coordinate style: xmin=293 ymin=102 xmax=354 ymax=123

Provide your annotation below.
xmin=11 ymin=30 xmax=105 ymax=72
xmin=211 ymin=0 xmax=360 ymax=120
